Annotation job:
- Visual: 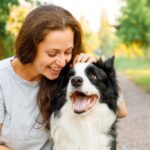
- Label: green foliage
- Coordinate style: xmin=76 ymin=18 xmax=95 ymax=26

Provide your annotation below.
xmin=133 ymin=76 xmax=150 ymax=93
xmin=115 ymin=57 xmax=150 ymax=70
xmin=0 ymin=0 xmax=19 ymax=36
xmin=125 ymin=69 xmax=150 ymax=93
xmin=0 ymin=0 xmax=42 ymax=59
xmin=115 ymin=57 xmax=150 ymax=93
xmin=116 ymin=0 xmax=150 ymax=48
xmin=0 ymin=0 xmax=19 ymax=59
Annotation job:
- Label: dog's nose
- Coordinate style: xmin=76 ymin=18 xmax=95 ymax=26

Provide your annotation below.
xmin=71 ymin=76 xmax=83 ymax=87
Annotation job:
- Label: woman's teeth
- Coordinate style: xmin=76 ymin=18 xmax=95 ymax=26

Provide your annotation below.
xmin=51 ymin=67 xmax=61 ymax=72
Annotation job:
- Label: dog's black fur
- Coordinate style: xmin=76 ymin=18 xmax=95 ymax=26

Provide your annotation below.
xmin=50 ymin=56 xmax=119 ymax=150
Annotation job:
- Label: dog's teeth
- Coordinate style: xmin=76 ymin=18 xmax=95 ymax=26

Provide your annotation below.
xmin=87 ymin=99 xmax=90 ymax=105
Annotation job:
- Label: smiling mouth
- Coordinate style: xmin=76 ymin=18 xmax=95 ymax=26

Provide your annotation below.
xmin=70 ymin=91 xmax=98 ymax=114
xmin=49 ymin=67 xmax=62 ymax=73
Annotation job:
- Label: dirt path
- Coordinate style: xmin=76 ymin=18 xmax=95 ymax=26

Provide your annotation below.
xmin=117 ymin=73 xmax=150 ymax=150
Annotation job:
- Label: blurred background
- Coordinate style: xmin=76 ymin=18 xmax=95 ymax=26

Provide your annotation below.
xmin=0 ymin=0 xmax=150 ymax=149
xmin=0 ymin=0 xmax=150 ymax=92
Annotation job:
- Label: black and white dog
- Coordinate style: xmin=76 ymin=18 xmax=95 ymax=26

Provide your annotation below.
xmin=50 ymin=56 xmax=119 ymax=150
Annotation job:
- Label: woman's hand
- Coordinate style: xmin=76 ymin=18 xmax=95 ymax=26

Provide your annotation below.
xmin=117 ymin=100 xmax=128 ymax=118
xmin=73 ymin=53 xmax=97 ymax=65
xmin=117 ymin=92 xmax=128 ymax=118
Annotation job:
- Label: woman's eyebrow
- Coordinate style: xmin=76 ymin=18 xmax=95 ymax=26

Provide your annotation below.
xmin=47 ymin=46 xmax=74 ymax=52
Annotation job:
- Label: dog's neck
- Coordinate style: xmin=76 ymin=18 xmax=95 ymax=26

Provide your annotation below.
xmin=51 ymin=101 xmax=116 ymax=150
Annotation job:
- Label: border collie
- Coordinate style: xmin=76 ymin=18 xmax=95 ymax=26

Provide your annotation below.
xmin=50 ymin=56 xmax=119 ymax=150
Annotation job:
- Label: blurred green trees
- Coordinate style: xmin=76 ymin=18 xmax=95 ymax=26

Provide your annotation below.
xmin=116 ymin=0 xmax=150 ymax=57
xmin=0 ymin=0 xmax=40 ymax=59
xmin=1 ymin=0 xmax=150 ymax=59
xmin=0 ymin=0 xmax=19 ymax=58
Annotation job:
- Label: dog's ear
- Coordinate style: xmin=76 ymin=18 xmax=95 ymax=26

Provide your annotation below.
xmin=94 ymin=56 xmax=115 ymax=71
xmin=104 ymin=56 xmax=115 ymax=69
xmin=95 ymin=56 xmax=103 ymax=66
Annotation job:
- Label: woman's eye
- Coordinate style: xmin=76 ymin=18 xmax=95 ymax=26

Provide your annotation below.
xmin=47 ymin=53 xmax=56 ymax=57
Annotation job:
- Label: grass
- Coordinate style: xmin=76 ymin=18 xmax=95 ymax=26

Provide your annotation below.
xmin=125 ymin=69 xmax=150 ymax=93
xmin=115 ymin=57 xmax=150 ymax=93
xmin=115 ymin=57 xmax=150 ymax=70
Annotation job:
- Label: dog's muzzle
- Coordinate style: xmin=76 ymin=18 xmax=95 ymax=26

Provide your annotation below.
xmin=70 ymin=91 xmax=98 ymax=114
xmin=71 ymin=76 xmax=83 ymax=87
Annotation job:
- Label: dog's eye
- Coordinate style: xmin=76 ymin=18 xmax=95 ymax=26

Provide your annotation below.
xmin=89 ymin=74 xmax=97 ymax=80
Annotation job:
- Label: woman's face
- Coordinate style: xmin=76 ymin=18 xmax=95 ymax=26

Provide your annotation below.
xmin=33 ymin=27 xmax=74 ymax=80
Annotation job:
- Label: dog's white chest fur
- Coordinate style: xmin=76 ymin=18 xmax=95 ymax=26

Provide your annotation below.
xmin=51 ymin=101 xmax=116 ymax=150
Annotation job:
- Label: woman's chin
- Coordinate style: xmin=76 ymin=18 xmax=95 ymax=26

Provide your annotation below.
xmin=45 ymin=73 xmax=60 ymax=80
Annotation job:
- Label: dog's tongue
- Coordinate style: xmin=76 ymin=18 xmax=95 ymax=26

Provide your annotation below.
xmin=73 ymin=96 xmax=88 ymax=113
xmin=71 ymin=93 xmax=98 ymax=113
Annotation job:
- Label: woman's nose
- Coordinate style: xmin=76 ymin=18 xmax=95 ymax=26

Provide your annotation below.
xmin=56 ymin=54 xmax=67 ymax=67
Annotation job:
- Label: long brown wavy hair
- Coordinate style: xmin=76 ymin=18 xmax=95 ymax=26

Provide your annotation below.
xmin=22 ymin=5 xmax=84 ymax=130
xmin=15 ymin=4 xmax=83 ymax=64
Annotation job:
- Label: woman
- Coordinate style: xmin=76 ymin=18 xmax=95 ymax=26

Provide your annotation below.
xmin=0 ymin=4 xmax=127 ymax=150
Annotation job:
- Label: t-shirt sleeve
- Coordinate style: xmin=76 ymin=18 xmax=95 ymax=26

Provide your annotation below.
xmin=0 ymin=86 xmax=5 ymax=123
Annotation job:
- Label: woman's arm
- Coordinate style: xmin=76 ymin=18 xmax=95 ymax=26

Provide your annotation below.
xmin=0 ymin=124 xmax=11 ymax=150
xmin=117 ymin=100 xmax=128 ymax=118
xmin=117 ymin=94 xmax=128 ymax=118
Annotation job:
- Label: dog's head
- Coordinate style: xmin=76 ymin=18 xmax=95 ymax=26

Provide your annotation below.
xmin=66 ymin=56 xmax=119 ymax=114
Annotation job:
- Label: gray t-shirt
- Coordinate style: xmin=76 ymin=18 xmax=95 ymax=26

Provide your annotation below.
xmin=0 ymin=57 xmax=51 ymax=150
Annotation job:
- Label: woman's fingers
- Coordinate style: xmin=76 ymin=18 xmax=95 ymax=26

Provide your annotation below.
xmin=86 ymin=57 xmax=97 ymax=63
xmin=73 ymin=53 xmax=97 ymax=65
xmin=77 ymin=53 xmax=90 ymax=62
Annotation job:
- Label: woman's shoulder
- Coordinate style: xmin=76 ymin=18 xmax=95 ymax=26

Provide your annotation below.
xmin=0 ymin=57 xmax=14 ymax=82
xmin=0 ymin=57 xmax=14 ymax=70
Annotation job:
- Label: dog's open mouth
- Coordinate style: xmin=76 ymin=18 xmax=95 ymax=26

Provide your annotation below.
xmin=70 ymin=91 xmax=98 ymax=114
